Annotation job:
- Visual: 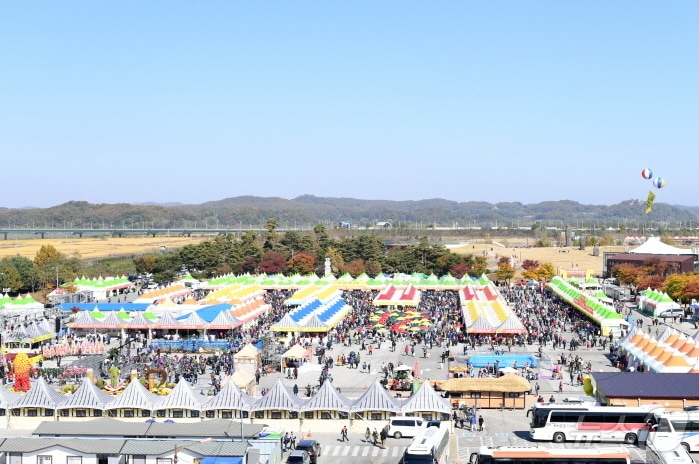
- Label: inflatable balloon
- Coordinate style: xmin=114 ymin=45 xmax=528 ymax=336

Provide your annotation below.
xmin=582 ymin=375 xmax=594 ymax=396
xmin=653 ymin=177 xmax=666 ymax=189
xmin=641 ymin=168 xmax=653 ymax=180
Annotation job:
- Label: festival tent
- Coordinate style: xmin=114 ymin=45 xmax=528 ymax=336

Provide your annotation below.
xmin=58 ymin=378 xmax=114 ymax=410
xmin=132 ymin=283 xmax=192 ymax=304
xmin=637 ymin=288 xmax=682 ymax=316
xmin=630 ymin=236 xmax=695 ymax=255
xmin=152 ymin=311 xmax=181 ymax=330
xmin=297 ymin=314 xmax=328 ymax=333
xmin=175 ymin=311 xmax=209 ymax=330
xmin=230 ymin=300 xmax=271 ymax=324
xmin=13 ymin=376 xmax=67 ymax=409
xmin=104 ymin=378 xmax=160 ymax=411
xmin=350 ymin=379 xmax=401 ymax=413
xmin=230 ymin=369 xmax=256 ymax=396
xmin=281 ymin=344 xmax=311 ymax=368
xmin=2 ymin=294 xmax=45 ymax=318
xmin=374 ymin=284 xmax=422 ymax=306
xmin=270 ymin=314 xmax=301 ymax=332
xmin=0 ymin=384 xmax=21 ymax=409
xmin=233 ymin=344 xmax=261 ymax=380
xmin=96 ymin=311 xmax=126 ymax=328
xmin=58 ymin=303 xmax=151 ymax=312
xmin=153 ymin=378 xmax=207 ymax=411
xmin=300 ymin=380 xmax=351 ymax=413
xmin=202 ymin=376 xmax=255 ymax=412
xmin=251 ymin=378 xmax=303 ymax=412
xmin=127 ymin=312 xmax=155 ymax=330
xmin=400 ymin=379 xmax=451 ymax=415
xmin=73 ymin=275 xmax=134 ymax=300
xmin=206 ymin=310 xmax=243 ymax=330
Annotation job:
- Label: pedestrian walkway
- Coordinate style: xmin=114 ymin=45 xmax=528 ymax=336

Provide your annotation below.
xmin=319 ymin=443 xmax=406 ymax=458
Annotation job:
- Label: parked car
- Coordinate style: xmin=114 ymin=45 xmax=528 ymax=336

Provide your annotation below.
xmin=659 ymin=308 xmax=684 ymax=318
xmin=387 ymin=417 xmax=425 ymax=439
xmin=286 ymin=451 xmax=310 ymax=464
xmin=294 ymin=439 xmax=321 ymax=464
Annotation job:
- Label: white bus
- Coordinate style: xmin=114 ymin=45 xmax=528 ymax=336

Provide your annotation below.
xmin=645 ymin=440 xmax=694 ymax=464
xmin=401 ymin=424 xmax=450 ymax=464
xmin=649 ymin=410 xmax=699 ymax=453
xmin=529 ymin=403 xmax=662 ymax=444
xmin=468 ymin=446 xmax=631 ymax=464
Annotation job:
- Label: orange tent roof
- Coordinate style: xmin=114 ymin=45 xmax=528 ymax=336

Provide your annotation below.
xmin=663 ymin=354 xmax=691 ymax=367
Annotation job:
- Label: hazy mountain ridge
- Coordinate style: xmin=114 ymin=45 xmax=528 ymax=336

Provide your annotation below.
xmin=0 ymin=196 xmax=696 ymax=229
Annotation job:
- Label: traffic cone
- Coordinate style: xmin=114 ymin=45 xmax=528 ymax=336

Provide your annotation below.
xmin=363 ymin=385 xmax=368 ymax=390
xmin=306 ymin=431 xmax=312 ymax=438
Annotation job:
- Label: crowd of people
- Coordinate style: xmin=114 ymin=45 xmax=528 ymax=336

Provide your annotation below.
xmin=33 ymin=276 xmax=633 ymax=402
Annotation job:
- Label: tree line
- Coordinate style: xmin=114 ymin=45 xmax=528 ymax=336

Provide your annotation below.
xmin=0 ymin=220 xmax=490 ymax=299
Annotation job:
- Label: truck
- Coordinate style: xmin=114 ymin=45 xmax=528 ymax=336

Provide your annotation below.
xmin=603 ymin=284 xmax=631 ymax=301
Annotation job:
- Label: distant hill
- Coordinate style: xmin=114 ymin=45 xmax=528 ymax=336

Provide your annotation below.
xmin=0 ymin=196 xmax=695 ymax=230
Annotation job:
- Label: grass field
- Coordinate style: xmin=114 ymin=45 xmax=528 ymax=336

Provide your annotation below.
xmin=0 ymin=235 xmax=210 ymax=261
xmin=450 ymin=239 xmax=625 ymax=277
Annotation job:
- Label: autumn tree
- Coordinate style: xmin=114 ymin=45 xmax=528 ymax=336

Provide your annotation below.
xmin=612 ymin=264 xmax=644 ymax=288
xmin=342 ymin=259 xmax=366 ymax=277
xmin=680 ymin=276 xmax=699 ymax=305
xmin=538 ymin=263 xmax=556 ymax=281
xmin=521 ymin=268 xmax=540 ymax=281
xmin=258 ymin=251 xmax=287 ymax=274
xmin=325 ymin=247 xmax=345 ymax=275
xmin=521 ymin=259 xmax=539 ymax=271
xmin=285 ymin=252 xmax=316 ymax=275
xmin=364 ymin=260 xmax=382 ymax=277
xmin=449 ymin=263 xmax=470 ymax=279
xmin=469 ymin=255 xmax=489 ymax=276
xmin=637 ymin=275 xmax=665 ymax=291
xmin=663 ymin=274 xmax=688 ymax=304
xmin=34 ymin=244 xmax=62 ymax=267
xmin=495 ymin=261 xmax=515 ymax=286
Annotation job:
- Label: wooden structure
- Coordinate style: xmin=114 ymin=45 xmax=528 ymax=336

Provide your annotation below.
xmin=434 ymin=374 xmax=531 ymax=409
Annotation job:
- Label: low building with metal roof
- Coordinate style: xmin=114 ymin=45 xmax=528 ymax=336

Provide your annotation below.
xmin=592 ymin=372 xmax=699 ymax=410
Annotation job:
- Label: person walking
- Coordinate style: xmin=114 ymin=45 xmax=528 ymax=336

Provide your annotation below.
xmin=341 ymin=425 xmax=348 ymax=442
xmin=372 ymin=429 xmax=379 ymax=446
xmin=478 ymin=415 xmax=484 ymax=432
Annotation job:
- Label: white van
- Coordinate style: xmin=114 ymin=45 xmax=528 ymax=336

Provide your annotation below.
xmin=387 ymin=416 xmax=424 ymax=439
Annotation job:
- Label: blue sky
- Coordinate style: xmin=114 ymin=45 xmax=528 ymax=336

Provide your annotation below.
xmin=1 ymin=2 xmax=697 ymax=208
